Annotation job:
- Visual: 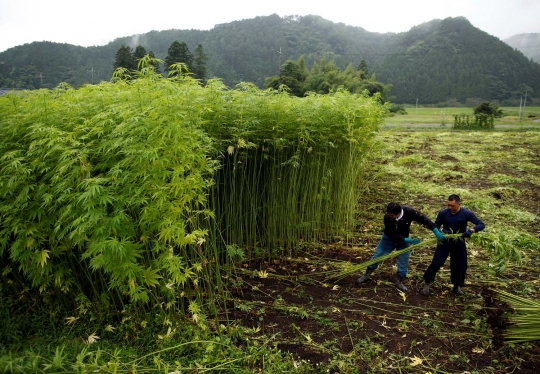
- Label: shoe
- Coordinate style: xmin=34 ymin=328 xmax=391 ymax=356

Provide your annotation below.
xmin=452 ymin=286 xmax=464 ymax=295
xmin=356 ymin=267 xmax=375 ymax=284
xmin=422 ymin=282 xmax=430 ymax=296
xmin=396 ymin=276 xmax=408 ymax=292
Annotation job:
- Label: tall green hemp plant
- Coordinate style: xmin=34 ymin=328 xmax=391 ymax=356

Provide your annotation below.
xmin=0 ymin=56 xmax=219 ymax=316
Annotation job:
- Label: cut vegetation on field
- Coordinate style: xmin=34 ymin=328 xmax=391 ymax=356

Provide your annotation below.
xmin=223 ymin=130 xmax=540 ymax=373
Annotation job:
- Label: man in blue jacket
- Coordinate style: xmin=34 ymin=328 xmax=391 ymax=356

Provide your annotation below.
xmin=422 ymin=194 xmax=485 ymax=296
xmin=357 ymin=202 xmax=446 ymax=291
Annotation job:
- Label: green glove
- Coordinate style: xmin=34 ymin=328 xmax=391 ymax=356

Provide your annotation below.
xmin=404 ymin=238 xmax=421 ymax=245
xmin=433 ymin=228 xmax=446 ymax=241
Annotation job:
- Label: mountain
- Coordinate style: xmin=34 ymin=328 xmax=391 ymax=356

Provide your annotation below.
xmin=373 ymin=17 xmax=540 ymax=104
xmin=504 ymin=33 xmax=540 ymax=63
xmin=0 ymin=15 xmax=538 ymax=104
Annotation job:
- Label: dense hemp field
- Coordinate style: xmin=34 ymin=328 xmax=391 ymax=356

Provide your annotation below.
xmin=0 ymin=60 xmax=383 ymax=372
xmin=1 ymin=60 xmax=539 ymax=372
xmin=3 ymin=117 xmax=540 ymax=372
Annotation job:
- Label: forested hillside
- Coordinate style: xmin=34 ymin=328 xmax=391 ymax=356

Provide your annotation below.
xmin=374 ymin=17 xmax=540 ymax=104
xmin=1 ymin=14 xmax=538 ymax=104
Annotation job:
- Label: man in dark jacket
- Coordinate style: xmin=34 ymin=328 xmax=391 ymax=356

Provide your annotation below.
xmin=357 ymin=202 xmax=446 ymax=291
xmin=422 ymin=194 xmax=485 ymax=296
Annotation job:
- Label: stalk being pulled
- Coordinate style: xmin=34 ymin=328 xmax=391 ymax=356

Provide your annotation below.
xmin=323 ymin=234 xmax=463 ymax=282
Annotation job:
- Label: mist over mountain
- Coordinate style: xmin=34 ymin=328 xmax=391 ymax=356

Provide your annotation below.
xmin=1 ymin=14 xmax=538 ymax=104
xmin=504 ymin=33 xmax=540 ymax=64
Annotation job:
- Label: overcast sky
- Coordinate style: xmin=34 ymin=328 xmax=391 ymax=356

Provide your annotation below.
xmin=1 ymin=0 xmax=539 ymax=53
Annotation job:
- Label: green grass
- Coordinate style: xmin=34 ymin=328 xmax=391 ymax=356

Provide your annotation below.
xmin=386 ymin=106 xmax=540 ymax=126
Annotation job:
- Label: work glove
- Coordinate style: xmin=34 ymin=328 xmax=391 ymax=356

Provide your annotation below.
xmin=433 ymin=228 xmax=446 ymax=241
xmin=462 ymin=230 xmax=473 ymax=238
xmin=404 ymin=238 xmax=421 ymax=245
xmin=441 ymin=228 xmax=451 ymax=234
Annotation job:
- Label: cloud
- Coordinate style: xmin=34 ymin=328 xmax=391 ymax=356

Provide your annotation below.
xmin=1 ymin=0 xmax=539 ymax=52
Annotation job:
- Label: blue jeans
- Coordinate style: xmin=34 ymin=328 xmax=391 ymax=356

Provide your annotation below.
xmin=367 ymin=233 xmax=411 ymax=277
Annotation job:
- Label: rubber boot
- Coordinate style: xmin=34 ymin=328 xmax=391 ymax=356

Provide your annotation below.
xmin=396 ymin=276 xmax=408 ymax=292
xmin=422 ymin=281 xmax=431 ymax=296
xmin=356 ymin=267 xmax=375 ymax=284
xmin=452 ymin=285 xmax=464 ymax=295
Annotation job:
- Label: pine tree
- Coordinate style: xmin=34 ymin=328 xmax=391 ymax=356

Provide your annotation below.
xmin=164 ymin=41 xmax=194 ymax=73
xmin=193 ymin=44 xmax=208 ymax=82
xmin=113 ymin=45 xmax=136 ymax=71
xmin=132 ymin=45 xmax=147 ymax=70
xmin=148 ymin=51 xmax=161 ymax=74
xmin=357 ymin=59 xmax=368 ymax=80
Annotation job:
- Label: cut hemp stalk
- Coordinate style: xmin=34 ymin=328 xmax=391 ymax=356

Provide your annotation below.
xmin=493 ymin=289 xmax=540 ymax=343
xmin=323 ymin=234 xmax=463 ymax=281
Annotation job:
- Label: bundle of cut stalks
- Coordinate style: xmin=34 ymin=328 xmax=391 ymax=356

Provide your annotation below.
xmin=494 ymin=289 xmax=540 ymax=343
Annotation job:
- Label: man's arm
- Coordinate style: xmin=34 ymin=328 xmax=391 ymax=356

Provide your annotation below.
xmin=467 ymin=210 xmax=485 ymax=233
xmin=406 ymin=207 xmax=436 ymax=230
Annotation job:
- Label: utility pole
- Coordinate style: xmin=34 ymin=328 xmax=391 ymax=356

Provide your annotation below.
xmin=37 ymin=72 xmax=44 ymax=88
xmin=277 ymin=47 xmax=282 ymax=83
xmin=523 ymin=91 xmax=528 ymax=122
xmin=416 ymin=98 xmax=418 ymax=115
xmin=87 ymin=66 xmax=95 ymax=84
xmin=519 ymin=96 xmax=523 ymax=122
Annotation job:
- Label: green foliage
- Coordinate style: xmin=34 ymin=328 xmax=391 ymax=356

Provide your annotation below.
xmin=474 ymin=101 xmax=504 ymax=117
xmin=0 ymin=61 xmax=217 ymax=309
xmin=204 ymin=83 xmax=384 ymax=256
xmin=266 ymin=56 xmax=391 ymax=101
xmin=471 ymin=229 xmax=540 ymax=275
xmin=453 ymin=113 xmax=495 ymax=129
xmin=373 ymin=17 xmax=540 ymax=104
xmin=113 ymin=45 xmax=161 ymax=77
xmin=132 ymin=45 xmax=147 ymax=65
xmin=193 ymin=43 xmax=208 ymax=82
xmin=388 ymin=103 xmax=407 ymax=114
xmin=0 ymin=41 xmax=114 ymax=89
xmin=165 ymin=41 xmax=194 ymax=73
xmin=1 ymin=15 xmax=539 ymax=104
xmin=0 ymin=58 xmax=384 ymax=313
xmin=113 ymin=45 xmax=136 ymax=71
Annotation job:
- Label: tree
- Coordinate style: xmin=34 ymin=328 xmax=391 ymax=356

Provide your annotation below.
xmin=132 ymin=45 xmax=147 ymax=69
xmin=357 ymin=59 xmax=368 ymax=80
xmin=164 ymin=41 xmax=194 ymax=73
xmin=266 ymin=56 xmax=391 ymax=99
xmin=473 ymin=101 xmax=504 ymax=118
xmin=148 ymin=51 xmax=161 ymax=74
xmin=113 ymin=45 xmax=136 ymax=71
xmin=193 ymin=44 xmax=208 ymax=82
xmin=297 ymin=55 xmax=308 ymax=82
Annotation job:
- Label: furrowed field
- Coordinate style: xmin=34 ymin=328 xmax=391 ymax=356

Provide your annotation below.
xmin=1 ymin=65 xmax=539 ymax=373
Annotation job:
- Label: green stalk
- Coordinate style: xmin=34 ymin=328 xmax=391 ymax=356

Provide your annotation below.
xmin=323 ymin=235 xmax=463 ymax=281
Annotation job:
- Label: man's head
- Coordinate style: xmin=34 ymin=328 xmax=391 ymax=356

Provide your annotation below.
xmin=386 ymin=202 xmax=402 ymax=219
xmin=447 ymin=194 xmax=461 ymax=214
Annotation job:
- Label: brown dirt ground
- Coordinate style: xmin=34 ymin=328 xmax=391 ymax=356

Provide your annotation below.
xmin=227 ymin=251 xmax=539 ymax=373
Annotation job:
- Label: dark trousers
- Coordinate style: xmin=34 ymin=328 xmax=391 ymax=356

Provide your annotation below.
xmin=423 ymin=240 xmax=468 ymax=286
